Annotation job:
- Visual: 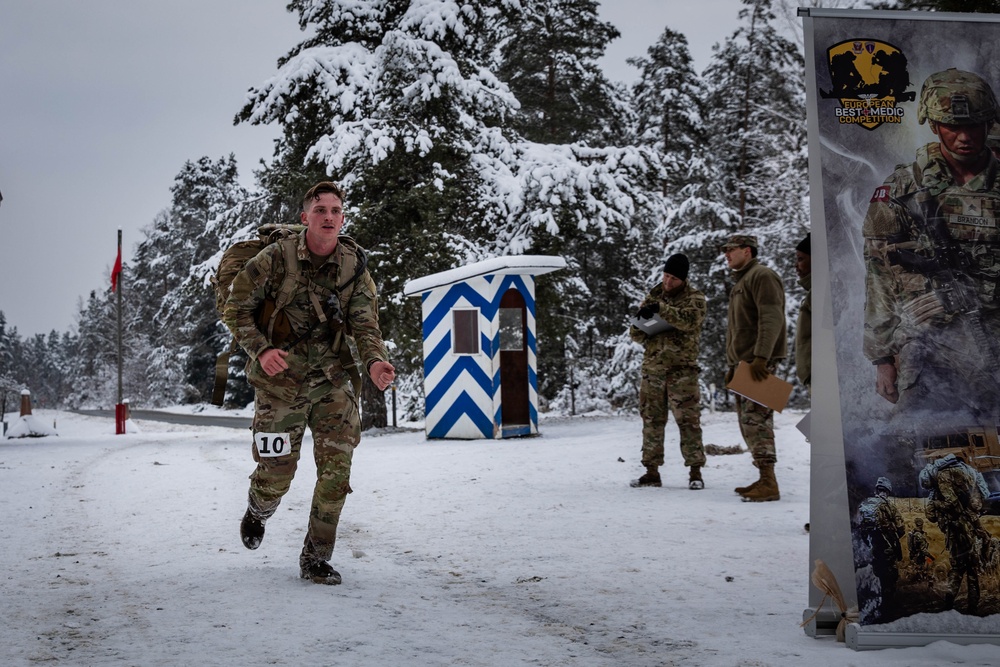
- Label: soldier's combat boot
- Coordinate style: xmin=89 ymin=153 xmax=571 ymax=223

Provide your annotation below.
xmin=240 ymin=508 xmax=266 ymax=550
xmin=300 ymin=552 xmax=342 ymax=585
xmin=739 ymin=463 xmax=780 ymax=502
xmin=734 ymin=474 xmax=759 ymax=495
xmin=688 ymin=465 xmax=704 ymax=490
xmin=630 ymin=465 xmax=662 ymax=488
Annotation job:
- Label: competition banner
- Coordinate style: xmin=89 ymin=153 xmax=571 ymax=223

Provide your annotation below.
xmin=805 ymin=10 xmax=1000 ymax=632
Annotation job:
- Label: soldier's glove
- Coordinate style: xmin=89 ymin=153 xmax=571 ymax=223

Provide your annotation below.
xmin=749 ymin=357 xmax=770 ymax=382
xmin=636 ymin=304 xmax=658 ymax=320
xmin=724 ymin=366 xmax=735 ymax=385
xmin=902 ymin=291 xmax=945 ymax=327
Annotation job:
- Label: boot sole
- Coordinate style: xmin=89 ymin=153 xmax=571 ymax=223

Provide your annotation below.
xmin=630 ymin=481 xmax=662 ymax=488
xmin=300 ymin=570 xmax=342 ymax=585
xmin=740 ymin=494 xmax=780 ymax=502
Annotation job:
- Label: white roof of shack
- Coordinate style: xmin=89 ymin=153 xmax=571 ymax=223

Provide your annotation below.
xmin=403 ymin=255 xmax=565 ymax=296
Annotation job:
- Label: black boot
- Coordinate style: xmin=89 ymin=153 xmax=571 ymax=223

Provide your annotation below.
xmin=300 ymin=553 xmax=342 ymax=585
xmin=630 ymin=465 xmax=662 ymax=488
xmin=688 ymin=465 xmax=704 ymax=490
xmin=240 ymin=508 xmax=266 ymax=550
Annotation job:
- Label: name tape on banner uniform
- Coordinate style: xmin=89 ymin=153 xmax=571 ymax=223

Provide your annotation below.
xmin=254 ymin=432 xmax=291 ymax=457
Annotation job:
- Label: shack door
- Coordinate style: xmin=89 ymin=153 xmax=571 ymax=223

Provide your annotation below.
xmin=499 ymin=288 xmax=530 ymax=436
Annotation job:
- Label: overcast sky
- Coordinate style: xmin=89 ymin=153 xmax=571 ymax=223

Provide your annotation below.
xmin=0 ymin=0 xmax=748 ymax=338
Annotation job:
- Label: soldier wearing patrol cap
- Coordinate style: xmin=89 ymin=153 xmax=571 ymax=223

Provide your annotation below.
xmin=862 ymin=68 xmax=1000 ymax=426
xmin=721 ymin=234 xmax=786 ymax=502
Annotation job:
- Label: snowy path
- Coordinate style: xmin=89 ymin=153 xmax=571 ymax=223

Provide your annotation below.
xmin=2 ymin=410 xmax=998 ymax=666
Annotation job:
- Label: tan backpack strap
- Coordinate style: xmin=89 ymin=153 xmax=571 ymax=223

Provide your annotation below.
xmin=210 ymin=338 xmax=239 ymax=406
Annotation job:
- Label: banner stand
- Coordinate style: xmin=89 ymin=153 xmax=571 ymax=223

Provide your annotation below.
xmin=800 ymin=7 xmax=1000 ymax=651
xmin=844 ymin=624 xmax=1000 ymax=651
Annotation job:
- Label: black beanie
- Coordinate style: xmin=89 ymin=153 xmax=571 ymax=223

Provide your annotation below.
xmin=663 ymin=254 xmax=689 ymax=281
xmin=796 ymin=233 xmax=811 ymax=255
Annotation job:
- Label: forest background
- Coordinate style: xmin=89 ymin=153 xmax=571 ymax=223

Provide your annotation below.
xmin=0 ymin=0 xmax=973 ymax=426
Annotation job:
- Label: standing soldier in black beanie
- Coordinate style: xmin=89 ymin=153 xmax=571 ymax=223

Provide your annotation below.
xmin=629 ymin=253 xmax=709 ymax=489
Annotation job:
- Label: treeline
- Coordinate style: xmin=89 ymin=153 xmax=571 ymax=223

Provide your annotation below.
xmin=2 ymin=0 xmax=815 ymax=422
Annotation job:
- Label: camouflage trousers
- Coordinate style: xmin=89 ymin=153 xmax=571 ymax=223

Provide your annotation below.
xmin=247 ymin=370 xmax=361 ymax=562
xmin=734 ymin=394 xmax=776 ymax=466
xmin=638 ymin=365 xmax=706 ymax=468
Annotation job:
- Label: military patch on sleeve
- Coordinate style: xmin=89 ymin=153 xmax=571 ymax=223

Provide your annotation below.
xmin=870 ymin=186 xmax=891 ymax=203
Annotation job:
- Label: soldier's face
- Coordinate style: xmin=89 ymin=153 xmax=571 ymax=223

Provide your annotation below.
xmin=795 ymin=250 xmax=811 ymax=279
xmin=301 ymin=192 xmax=345 ymax=241
xmin=933 ymin=121 xmax=988 ymax=161
xmin=724 ymin=246 xmax=752 ymax=270
xmin=662 ymin=272 xmax=684 ymax=294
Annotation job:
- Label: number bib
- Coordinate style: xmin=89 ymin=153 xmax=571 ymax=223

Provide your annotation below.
xmin=254 ymin=432 xmax=291 ymax=458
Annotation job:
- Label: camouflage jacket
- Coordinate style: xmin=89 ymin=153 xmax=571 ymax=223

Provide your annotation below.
xmin=724 ymin=259 xmax=787 ymax=366
xmin=862 ymin=142 xmax=1000 ymax=364
xmin=222 ymin=230 xmax=388 ymax=402
xmin=795 ymin=273 xmax=812 ymax=388
xmin=857 ymin=494 xmax=905 ymax=562
xmin=629 ymin=282 xmax=706 ymax=369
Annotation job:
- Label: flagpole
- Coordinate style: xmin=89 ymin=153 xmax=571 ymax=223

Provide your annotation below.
xmin=115 ymin=229 xmax=125 ymax=435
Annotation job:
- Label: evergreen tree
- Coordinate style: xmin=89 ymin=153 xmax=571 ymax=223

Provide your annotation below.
xmin=598 ymin=27 xmax=712 ymax=411
xmin=64 ymin=290 xmax=118 ymax=408
xmin=695 ymin=0 xmax=808 ymax=385
xmin=496 ymin=0 xmax=624 ymax=144
xmin=129 ymin=156 xmax=248 ymax=405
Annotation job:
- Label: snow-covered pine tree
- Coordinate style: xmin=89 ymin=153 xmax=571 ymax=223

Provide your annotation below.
xmin=496 ymin=0 xmax=623 ymax=144
xmin=491 ymin=0 xmax=665 ymax=410
xmin=236 ymin=0 xmax=523 ymax=404
xmin=601 ymin=26 xmax=713 ymax=410
xmin=234 ymin=0 xmax=666 ymax=416
xmin=63 ymin=290 xmax=118 ymax=409
xmin=127 ymin=156 xmax=248 ymax=405
xmin=694 ymin=0 xmax=808 ymax=386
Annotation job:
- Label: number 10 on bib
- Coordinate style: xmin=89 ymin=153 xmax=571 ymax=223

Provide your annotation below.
xmin=254 ymin=432 xmax=291 ymax=457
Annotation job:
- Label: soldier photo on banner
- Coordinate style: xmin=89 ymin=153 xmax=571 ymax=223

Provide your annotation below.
xmin=809 ymin=14 xmax=1000 ymax=627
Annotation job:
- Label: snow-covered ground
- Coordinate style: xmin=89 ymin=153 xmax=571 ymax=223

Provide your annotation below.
xmin=2 ymin=407 xmax=998 ymax=666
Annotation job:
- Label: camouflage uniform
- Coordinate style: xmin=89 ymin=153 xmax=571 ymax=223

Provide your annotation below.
xmin=724 ymin=251 xmax=787 ymax=466
xmin=907 ymin=518 xmax=931 ymax=577
xmin=856 ymin=479 xmax=905 ymax=621
xmin=921 ymin=454 xmax=990 ymax=613
xmin=862 ymin=69 xmax=1000 ymax=425
xmin=629 ymin=282 xmax=707 ymax=469
xmin=223 ymin=229 xmax=388 ymax=564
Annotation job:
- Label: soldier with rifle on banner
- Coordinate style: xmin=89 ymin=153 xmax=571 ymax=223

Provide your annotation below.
xmin=862 ymin=68 xmax=1000 ymax=428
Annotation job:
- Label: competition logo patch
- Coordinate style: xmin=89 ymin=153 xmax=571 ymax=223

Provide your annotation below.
xmin=820 ymin=39 xmax=915 ymax=130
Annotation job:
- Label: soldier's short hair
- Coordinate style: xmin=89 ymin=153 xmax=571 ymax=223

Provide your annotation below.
xmin=303 ymin=181 xmax=347 ymax=211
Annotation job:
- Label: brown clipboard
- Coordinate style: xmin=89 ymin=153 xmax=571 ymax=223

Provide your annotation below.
xmin=726 ymin=360 xmax=793 ymax=413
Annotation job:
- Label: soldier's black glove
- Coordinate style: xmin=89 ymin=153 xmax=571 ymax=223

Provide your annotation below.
xmin=636 ymin=303 xmax=658 ymax=320
xmin=724 ymin=366 xmax=735 ymax=385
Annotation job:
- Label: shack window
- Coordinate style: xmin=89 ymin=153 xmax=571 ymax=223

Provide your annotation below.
xmin=499 ymin=308 xmax=524 ymax=351
xmin=453 ymin=309 xmax=480 ymax=354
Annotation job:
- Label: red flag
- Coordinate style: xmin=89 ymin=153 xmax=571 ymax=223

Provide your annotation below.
xmin=111 ymin=246 xmax=122 ymax=292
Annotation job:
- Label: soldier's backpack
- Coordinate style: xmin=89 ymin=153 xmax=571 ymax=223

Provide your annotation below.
xmin=209 ymin=224 xmax=367 ymax=406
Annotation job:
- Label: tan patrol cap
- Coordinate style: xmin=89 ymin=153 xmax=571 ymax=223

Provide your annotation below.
xmin=719 ymin=234 xmax=758 ymax=252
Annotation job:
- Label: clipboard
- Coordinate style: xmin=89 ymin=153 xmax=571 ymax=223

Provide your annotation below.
xmin=726 ymin=360 xmax=793 ymax=413
xmin=629 ymin=314 xmax=675 ymax=336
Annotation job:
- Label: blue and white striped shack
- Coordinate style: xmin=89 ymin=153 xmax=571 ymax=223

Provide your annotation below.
xmin=402 ymin=256 xmax=565 ymax=439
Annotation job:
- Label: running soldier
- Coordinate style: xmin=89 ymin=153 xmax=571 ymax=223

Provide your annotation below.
xmin=629 ymin=254 xmax=708 ymax=490
xmin=224 ymin=181 xmax=394 ymax=585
